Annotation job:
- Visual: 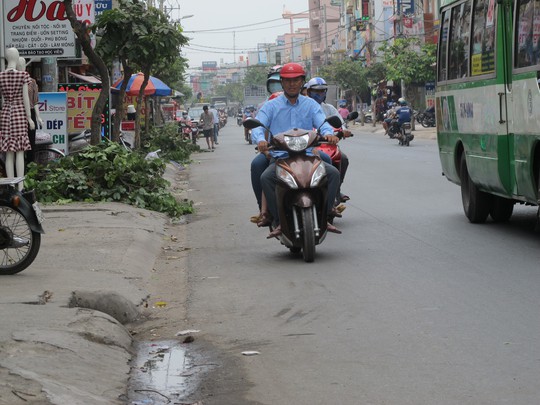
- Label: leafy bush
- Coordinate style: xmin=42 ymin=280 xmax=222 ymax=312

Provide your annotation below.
xmin=141 ymin=122 xmax=200 ymax=162
xmin=24 ymin=140 xmax=193 ymax=218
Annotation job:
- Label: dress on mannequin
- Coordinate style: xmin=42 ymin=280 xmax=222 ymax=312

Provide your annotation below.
xmin=0 ymin=48 xmax=34 ymax=187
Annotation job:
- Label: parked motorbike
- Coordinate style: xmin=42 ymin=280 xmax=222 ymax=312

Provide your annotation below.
xmin=420 ymin=108 xmax=436 ymax=128
xmin=243 ymin=115 xmax=343 ymax=262
xmin=178 ymin=119 xmax=198 ymax=145
xmin=0 ymin=177 xmax=44 ymax=275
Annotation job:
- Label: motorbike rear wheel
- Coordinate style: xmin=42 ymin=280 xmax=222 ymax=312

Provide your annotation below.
xmin=301 ymin=207 xmax=316 ymax=263
xmin=0 ymin=205 xmax=41 ymax=275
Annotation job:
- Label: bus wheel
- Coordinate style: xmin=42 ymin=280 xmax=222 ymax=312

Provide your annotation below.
xmin=460 ymin=154 xmax=491 ymax=223
xmin=490 ymin=196 xmax=514 ymax=222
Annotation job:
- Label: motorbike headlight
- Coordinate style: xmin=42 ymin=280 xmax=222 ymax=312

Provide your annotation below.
xmin=310 ymin=163 xmax=326 ymax=187
xmin=276 ymin=165 xmax=298 ymax=189
xmin=284 ymin=135 xmax=309 ymax=152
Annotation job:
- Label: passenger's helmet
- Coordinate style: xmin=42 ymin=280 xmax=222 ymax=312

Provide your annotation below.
xmin=306 ymin=77 xmax=328 ymax=104
xmin=267 ymin=65 xmax=282 ymax=94
xmin=306 ymin=77 xmax=328 ymax=91
xmin=280 ymin=63 xmax=306 ymax=79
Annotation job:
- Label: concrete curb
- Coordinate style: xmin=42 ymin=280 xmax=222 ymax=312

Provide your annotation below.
xmin=0 ymin=202 xmax=168 ymax=404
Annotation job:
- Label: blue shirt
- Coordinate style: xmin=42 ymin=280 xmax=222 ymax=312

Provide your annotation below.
xmin=251 ymin=94 xmax=334 ymax=158
xmin=396 ymin=106 xmax=412 ymax=123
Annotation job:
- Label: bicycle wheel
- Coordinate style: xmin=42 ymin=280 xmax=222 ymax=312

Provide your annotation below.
xmin=0 ymin=205 xmax=41 ymax=275
xmin=34 ymin=148 xmax=65 ymax=165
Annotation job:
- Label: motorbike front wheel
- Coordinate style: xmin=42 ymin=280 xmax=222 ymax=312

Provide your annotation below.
xmin=0 ymin=206 xmax=41 ymax=275
xmin=301 ymin=207 xmax=316 ymax=262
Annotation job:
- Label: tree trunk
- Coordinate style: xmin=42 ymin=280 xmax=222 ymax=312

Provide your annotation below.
xmin=112 ymin=62 xmax=133 ymax=142
xmin=63 ymin=0 xmax=110 ymax=146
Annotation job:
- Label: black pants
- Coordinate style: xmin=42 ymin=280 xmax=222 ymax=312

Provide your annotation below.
xmin=26 ymin=109 xmax=37 ymax=166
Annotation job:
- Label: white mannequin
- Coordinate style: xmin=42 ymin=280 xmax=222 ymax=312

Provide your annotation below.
xmin=1 ymin=48 xmax=34 ymax=189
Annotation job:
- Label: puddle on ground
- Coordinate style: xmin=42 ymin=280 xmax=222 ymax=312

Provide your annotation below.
xmin=128 ymin=340 xmax=203 ymax=405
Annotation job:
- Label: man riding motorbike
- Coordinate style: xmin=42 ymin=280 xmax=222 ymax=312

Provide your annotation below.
xmin=383 ymin=97 xmax=411 ymax=137
xmin=252 ymin=63 xmax=342 ymax=237
xmin=250 ymin=67 xmax=334 ymax=229
xmin=306 ymin=77 xmax=351 ymax=203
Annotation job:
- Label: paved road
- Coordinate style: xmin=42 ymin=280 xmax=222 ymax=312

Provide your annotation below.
xmin=183 ymin=122 xmax=540 ymax=405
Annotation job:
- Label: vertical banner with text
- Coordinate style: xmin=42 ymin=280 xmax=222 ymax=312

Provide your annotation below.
xmin=38 ymin=92 xmax=68 ymax=154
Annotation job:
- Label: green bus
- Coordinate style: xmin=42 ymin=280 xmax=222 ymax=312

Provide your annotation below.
xmin=436 ymin=0 xmax=540 ymax=223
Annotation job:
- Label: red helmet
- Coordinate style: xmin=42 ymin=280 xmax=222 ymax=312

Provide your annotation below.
xmin=280 ymin=63 xmax=306 ymax=79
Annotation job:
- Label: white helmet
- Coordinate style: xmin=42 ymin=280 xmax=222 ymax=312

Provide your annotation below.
xmin=306 ymin=77 xmax=328 ymax=90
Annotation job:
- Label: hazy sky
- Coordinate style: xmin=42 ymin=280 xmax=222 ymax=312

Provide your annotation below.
xmin=173 ymin=0 xmax=311 ymax=68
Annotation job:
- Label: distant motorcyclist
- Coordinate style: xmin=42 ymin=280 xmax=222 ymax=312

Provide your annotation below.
xmin=306 ymin=77 xmax=351 ymax=203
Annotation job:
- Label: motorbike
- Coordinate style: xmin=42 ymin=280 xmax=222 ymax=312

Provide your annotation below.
xmin=0 ymin=177 xmax=44 ymax=275
xmin=179 ymin=119 xmax=198 ymax=145
xmin=219 ymin=111 xmax=228 ymax=129
xmin=396 ymin=121 xmax=414 ymax=146
xmin=420 ymin=107 xmax=436 ymax=128
xmin=237 ymin=113 xmax=243 ymax=126
xmin=243 ymin=115 xmax=343 ymax=263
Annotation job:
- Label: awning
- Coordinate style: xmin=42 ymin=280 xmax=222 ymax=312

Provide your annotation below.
xmin=172 ymin=90 xmax=184 ymax=97
xmin=68 ymin=71 xmax=102 ymax=84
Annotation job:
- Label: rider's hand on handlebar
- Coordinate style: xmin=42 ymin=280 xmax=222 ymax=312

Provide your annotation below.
xmin=322 ymin=135 xmax=339 ymax=145
xmin=342 ymin=129 xmax=352 ymax=138
xmin=258 ymin=140 xmax=269 ymax=152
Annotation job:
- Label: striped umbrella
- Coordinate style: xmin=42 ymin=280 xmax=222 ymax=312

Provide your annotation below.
xmin=112 ymin=72 xmax=171 ymax=96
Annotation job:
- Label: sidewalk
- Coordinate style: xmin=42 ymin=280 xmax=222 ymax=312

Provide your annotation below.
xmin=350 ymin=121 xmax=437 ymax=140
xmin=0 ymin=166 xmax=186 ymax=404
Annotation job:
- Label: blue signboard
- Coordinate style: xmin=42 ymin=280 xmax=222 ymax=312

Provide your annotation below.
xmin=397 ymin=0 xmax=415 ymax=15
xmin=95 ymin=0 xmax=112 ymax=17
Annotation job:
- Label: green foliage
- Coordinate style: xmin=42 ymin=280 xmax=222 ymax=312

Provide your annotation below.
xmin=244 ymin=65 xmax=269 ymax=87
xmin=153 ymin=56 xmax=190 ymax=93
xmin=319 ymin=60 xmax=370 ymax=102
xmin=141 ymin=123 xmax=200 ymax=162
xmin=214 ymin=83 xmax=244 ymax=103
xmin=24 ymin=140 xmax=194 ymax=218
xmin=366 ymin=62 xmax=387 ymax=86
xmin=379 ymin=38 xmax=437 ymax=85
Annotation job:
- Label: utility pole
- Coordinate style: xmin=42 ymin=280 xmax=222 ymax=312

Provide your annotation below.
xmin=324 ymin=4 xmax=328 ymax=65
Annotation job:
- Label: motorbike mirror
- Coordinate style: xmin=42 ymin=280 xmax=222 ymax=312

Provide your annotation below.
xmin=347 ymin=111 xmax=359 ymax=121
xmin=326 ymin=115 xmax=343 ymax=129
xmin=243 ymin=117 xmax=264 ymax=129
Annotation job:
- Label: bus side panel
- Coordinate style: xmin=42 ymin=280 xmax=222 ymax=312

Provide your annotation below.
xmin=437 ymin=85 xmax=507 ymax=194
xmin=510 ymin=73 xmax=540 ymax=202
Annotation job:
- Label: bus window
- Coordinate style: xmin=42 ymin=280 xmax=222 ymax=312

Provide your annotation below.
xmin=448 ymin=1 xmax=472 ymax=80
xmin=515 ymin=0 xmax=540 ymax=68
xmin=471 ymin=0 xmax=496 ymax=75
xmin=438 ymin=10 xmax=451 ymax=81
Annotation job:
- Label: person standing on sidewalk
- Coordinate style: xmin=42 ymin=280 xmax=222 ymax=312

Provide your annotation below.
xmin=200 ymin=105 xmax=215 ymax=150
xmin=209 ymin=105 xmax=220 ymax=145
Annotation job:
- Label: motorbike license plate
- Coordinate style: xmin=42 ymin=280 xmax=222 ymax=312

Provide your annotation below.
xmin=32 ymin=202 xmax=44 ymax=224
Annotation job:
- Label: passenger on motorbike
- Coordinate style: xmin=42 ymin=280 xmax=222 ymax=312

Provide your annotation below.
xmin=306 ymin=77 xmax=351 ymax=203
xmin=252 ymin=63 xmax=342 ymax=237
